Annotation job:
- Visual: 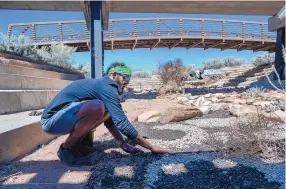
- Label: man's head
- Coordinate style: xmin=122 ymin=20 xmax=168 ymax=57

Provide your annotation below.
xmin=106 ymin=62 xmax=132 ymax=94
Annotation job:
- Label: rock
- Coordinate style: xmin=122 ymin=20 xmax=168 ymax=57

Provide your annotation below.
xmin=189 ymin=96 xmax=199 ymax=100
xmin=262 ymin=110 xmax=286 ymax=123
xmin=210 ymin=97 xmax=219 ymax=103
xmin=198 ymin=105 xmax=212 ymax=115
xmin=187 ymin=100 xmax=196 ymax=106
xmin=224 ymin=98 xmax=247 ymax=104
xmin=210 ymin=103 xmax=229 ymax=112
xmin=29 ymin=110 xmax=42 ymax=116
xmin=195 ymin=96 xmax=207 ymax=107
xmin=214 ymin=93 xmax=226 ymax=99
xmin=159 ymin=106 xmax=203 ymax=124
xmin=138 ymin=111 xmax=161 ymax=123
xmin=204 ymin=93 xmax=211 ymax=98
xmin=229 ymin=105 xmax=260 ymax=117
xmin=177 ymin=96 xmax=189 ymax=104
xmin=246 ymin=99 xmax=255 ymax=105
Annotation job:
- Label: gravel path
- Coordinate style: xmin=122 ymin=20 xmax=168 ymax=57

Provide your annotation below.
xmin=85 ymin=111 xmax=285 ymax=189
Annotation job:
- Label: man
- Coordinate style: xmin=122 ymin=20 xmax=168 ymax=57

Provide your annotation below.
xmin=41 ymin=62 xmax=171 ymax=166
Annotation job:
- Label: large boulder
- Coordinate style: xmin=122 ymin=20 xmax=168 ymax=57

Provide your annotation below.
xmin=138 ymin=111 xmax=161 ymax=123
xmin=159 ymin=106 xmax=203 ymax=124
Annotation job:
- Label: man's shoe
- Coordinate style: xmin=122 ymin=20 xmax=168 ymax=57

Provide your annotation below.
xmin=72 ymin=142 xmax=97 ymax=157
xmin=57 ymin=144 xmax=97 ymax=167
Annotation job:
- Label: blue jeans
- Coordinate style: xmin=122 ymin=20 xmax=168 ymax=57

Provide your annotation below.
xmin=41 ymin=102 xmax=83 ymax=135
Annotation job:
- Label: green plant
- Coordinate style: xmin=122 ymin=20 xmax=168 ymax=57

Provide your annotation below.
xmin=0 ymin=32 xmax=82 ymax=71
xmin=246 ymin=86 xmax=265 ymax=97
xmin=202 ymin=57 xmax=245 ymax=70
xmin=250 ymin=52 xmax=275 ymax=67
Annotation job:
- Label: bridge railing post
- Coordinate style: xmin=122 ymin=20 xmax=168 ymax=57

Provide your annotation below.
xmin=58 ymin=23 xmax=63 ymax=41
xmin=242 ymin=22 xmax=245 ymax=42
xmin=201 ymin=20 xmax=205 ymax=37
xmin=180 ymin=19 xmax=183 ymax=36
xmin=261 ymin=24 xmax=265 ymax=42
xmin=32 ymin=24 xmax=37 ymax=43
xmin=109 ymin=21 xmax=113 ymax=39
xmin=133 ymin=20 xmax=137 ymax=37
xmin=157 ymin=19 xmax=160 ymax=37
xmin=222 ymin=21 xmax=225 ymax=39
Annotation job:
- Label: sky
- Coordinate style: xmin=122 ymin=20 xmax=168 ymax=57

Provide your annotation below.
xmin=0 ymin=10 xmax=272 ymax=71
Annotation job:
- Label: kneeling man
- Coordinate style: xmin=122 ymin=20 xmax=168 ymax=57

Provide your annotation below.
xmin=41 ymin=63 xmax=171 ymax=166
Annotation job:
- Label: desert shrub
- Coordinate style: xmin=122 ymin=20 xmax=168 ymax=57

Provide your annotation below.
xmin=202 ymin=57 xmax=245 ymax=70
xmin=0 ymin=32 xmax=80 ymax=70
xmin=132 ymin=70 xmax=152 ymax=78
xmin=208 ymin=115 xmax=285 ymax=163
xmin=246 ymin=86 xmax=265 ymax=97
xmin=157 ymin=59 xmax=189 ymax=94
xmin=36 ymin=44 xmax=77 ymax=69
xmin=250 ymin=52 xmax=274 ymax=67
xmin=157 ymin=58 xmax=188 ymax=85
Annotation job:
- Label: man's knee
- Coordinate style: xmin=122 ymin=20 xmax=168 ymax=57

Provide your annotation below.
xmin=77 ymin=100 xmax=105 ymax=118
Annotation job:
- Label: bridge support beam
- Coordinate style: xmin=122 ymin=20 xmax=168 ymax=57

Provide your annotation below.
xmin=269 ymin=6 xmax=285 ymax=80
xmin=273 ymin=27 xmax=285 ymax=80
xmin=89 ymin=1 xmax=104 ymax=79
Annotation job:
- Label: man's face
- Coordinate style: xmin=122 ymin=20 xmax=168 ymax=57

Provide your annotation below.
xmin=115 ymin=74 xmax=130 ymax=94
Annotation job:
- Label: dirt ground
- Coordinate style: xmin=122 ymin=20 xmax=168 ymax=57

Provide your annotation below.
xmin=0 ymin=96 xmax=285 ymax=189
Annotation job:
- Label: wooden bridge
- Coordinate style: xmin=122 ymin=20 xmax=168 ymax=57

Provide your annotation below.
xmin=8 ymin=18 xmax=276 ymax=52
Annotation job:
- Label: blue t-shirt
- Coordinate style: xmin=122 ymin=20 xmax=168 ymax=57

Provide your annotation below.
xmin=42 ymin=76 xmax=138 ymax=140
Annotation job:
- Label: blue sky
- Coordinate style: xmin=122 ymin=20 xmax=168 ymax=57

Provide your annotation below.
xmin=0 ymin=10 xmax=272 ymax=71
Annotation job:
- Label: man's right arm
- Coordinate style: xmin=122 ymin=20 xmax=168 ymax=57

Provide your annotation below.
xmin=99 ymin=85 xmax=172 ymax=154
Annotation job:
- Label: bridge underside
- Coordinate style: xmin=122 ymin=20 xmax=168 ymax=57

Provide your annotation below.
xmin=37 ymin=38 xmax=275 ymax=53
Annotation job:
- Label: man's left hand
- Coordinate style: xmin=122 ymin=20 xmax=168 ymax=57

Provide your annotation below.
xmin=120 ymin=142 xmax=144 ymax=154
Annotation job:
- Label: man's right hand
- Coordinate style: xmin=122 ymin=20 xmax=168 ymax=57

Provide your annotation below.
xmin=151 ymin=146 xmax=173 ymax=154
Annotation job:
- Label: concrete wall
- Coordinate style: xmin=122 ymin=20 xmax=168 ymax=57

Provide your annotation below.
xmin=0 ymin=90 xmax=59 ymax=114
xmin=0 ymin=120 xmax=55 ymax=164
xmin=0 ymin=60 xmax=84 ymax=114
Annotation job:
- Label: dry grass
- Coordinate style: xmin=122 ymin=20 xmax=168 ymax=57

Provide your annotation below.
xmin=157 ymin=59 xmax=189 ymax=95
xmin=209 ymin=114 xmax=285 ymax=163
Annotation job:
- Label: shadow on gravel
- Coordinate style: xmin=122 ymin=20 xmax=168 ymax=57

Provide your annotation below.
xmin=1 ymin=146 xmax=282 ymax=189
xmin=84 ymin=151 xmax=281 ymax=189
